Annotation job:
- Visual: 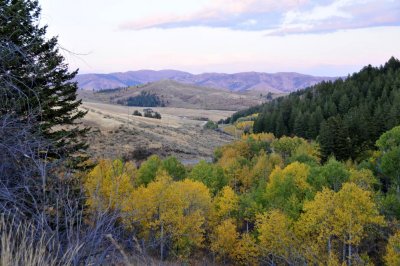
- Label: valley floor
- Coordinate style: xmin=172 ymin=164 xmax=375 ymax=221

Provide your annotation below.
xmin=81 ymin=101 xmax=235 ymax=164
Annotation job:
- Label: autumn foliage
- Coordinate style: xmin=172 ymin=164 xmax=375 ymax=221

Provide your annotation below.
xmin=84 ymin=127 xmax=400 ymax=264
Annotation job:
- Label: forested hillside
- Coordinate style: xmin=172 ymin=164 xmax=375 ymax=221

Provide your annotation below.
xmin=238 ymin=58 xmax=400 ymax=161
xmin=85 ymin=129 xmax=400 ymax=265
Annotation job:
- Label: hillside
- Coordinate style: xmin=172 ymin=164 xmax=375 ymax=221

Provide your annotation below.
xmin=75 ymin=69 xmax=337 ymax=93
xmin=80 ymin=102 xmax=234 ymax=162
xmin=235 ymin=57 xmax=400 ymax=161
xmin=79 ymin=80 xmax=265 ymax=111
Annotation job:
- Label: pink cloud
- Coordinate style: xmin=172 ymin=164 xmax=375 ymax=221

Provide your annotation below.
xmin=119 ymin=0 xmax=308 ymax=30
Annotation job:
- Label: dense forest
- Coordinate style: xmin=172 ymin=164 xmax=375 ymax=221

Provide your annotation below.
xmin=231 ymin=58 xmax=400 ymax=161
xmin=117 ymin=91 xmax=166 ymax=107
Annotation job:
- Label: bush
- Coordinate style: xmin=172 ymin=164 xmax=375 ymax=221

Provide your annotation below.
xmin=204 ymin=120 xmax=218 ymax=130
xmin=143 ymin=109 xmax=162 ymax=119
xmin=133 ymin=110 xmax=142 ymax=116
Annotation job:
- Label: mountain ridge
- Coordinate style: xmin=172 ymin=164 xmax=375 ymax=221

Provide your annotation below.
xmin=75 ymin=70 xmax=338 ymax=93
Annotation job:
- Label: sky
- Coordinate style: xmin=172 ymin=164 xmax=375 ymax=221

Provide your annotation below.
xmin=38 ymin=0 xmax=400 ymax=76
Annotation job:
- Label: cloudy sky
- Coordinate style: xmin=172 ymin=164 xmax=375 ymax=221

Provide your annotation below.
xmin=39 ymin=0 xmax=400 ymax=76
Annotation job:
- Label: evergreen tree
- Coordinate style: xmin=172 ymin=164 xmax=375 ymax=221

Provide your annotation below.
xmin=234 ymin=57 xmax=400 ymax=161
xmin=0 ymin=0 xmax=88 ymax=168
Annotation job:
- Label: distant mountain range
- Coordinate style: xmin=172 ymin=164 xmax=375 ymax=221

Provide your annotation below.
xmin=75 ymin=70 xmax=338 ymax=93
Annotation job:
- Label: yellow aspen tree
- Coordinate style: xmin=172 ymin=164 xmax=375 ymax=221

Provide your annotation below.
xmin=233 ymin=233 xmax=260 ymax=266
xmin=348 ymin=169 xmax=377 ymax=190
xmin=122 ymin=172 xmax=211 ymax=260
xmin=211 ymin=186 xmax=239 ymax=226
xmin=385 ymin=230 xmax=400 ymax=266
xmin=256 ymin=210 xmax=296 ymax=264
xmin=295 ymin=188 xmax=337 ymax=264
xmin=84 ymin=159 xmax=136 ymax=212
xmin=210 ymin=218 xmax=239 ymax=263
xmin=265 ymin=162 xmax=312 ymax=218
xmin=250 ymin=151 xmax=283 ymax=184
xmin=333 ymin=183 xmax=386 ymax=265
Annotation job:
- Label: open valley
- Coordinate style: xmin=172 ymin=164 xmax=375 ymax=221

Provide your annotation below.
xmin=81 ymin=101 xmax=235 ymax=163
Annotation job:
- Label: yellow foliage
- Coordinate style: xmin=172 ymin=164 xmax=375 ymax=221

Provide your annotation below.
xmin=242 ymin=132 xmax=275 ymax=143
xmin=222 ymin=124 xmax=243 ymax=137
xmin=333 ymin=183 xmax=386 ymax=246
xmin=250 ymin=151 xmax=283 ymax=184
xmin=210 ymin=219 xmax=239 ymax=261
xmin=218 ymin=146 xmax=242 ymax=171
xmin=295 ymin=188 xmax=336 ymax=263
xmin=268 ymin=162 xmax=311 ymax=194
xmin=235 ymin=121 xmax=254 ymax=131
xmin=385 ymin=230 xmax=400 ymax=266
xmin=211 ymin=186 xmax=239 ymax=226
xmin=296 ymin=183 xmax=386 ymax=265
xmin=256 ymin=210 xmax=294 ymax=259
xmin=84 ymin=159 xmax=136 ymax=212
xmin=349 ymin=169 xmax=377 ymax=190
xmin=236 ymin=165 xmax=254 ymax=193
xmin=233 ymin=233 xmax=260 ymax=266
xmin=122 ymin=171 xmax=212 ymax=258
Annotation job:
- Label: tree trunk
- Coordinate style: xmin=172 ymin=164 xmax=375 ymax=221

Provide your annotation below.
xmin=160 ymin=223 xmax=164 ymax=262
xmin=348 ymin=240 xmax=352 ymax=266
xmin=342 ymin=240 xmax=346 ymax=263
xmin=328 ymin=235 xmax=332 ymax=257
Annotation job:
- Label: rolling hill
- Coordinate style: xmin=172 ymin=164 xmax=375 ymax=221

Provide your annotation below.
xmin=75 ymin=70 xmax=337 ymax=93
xmin=79 ymin=80 xmax=265 ymax=111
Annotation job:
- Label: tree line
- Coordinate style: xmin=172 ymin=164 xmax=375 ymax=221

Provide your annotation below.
xmin=231 ymin=58 xmax=400 ymax=161
xmin=117 ymin=91 xmax=166 ymax=107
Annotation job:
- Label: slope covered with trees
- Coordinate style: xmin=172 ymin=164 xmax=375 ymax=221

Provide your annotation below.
xmin=84 ymin=128 xmax=400 ymax=265
xmin=236 ymin=58 xmax=400 ymax=161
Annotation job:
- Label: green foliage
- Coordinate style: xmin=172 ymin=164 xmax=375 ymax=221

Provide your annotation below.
xmin=136 ymin=155 xmax=187 ymax=186
xmin=96 ymin=86 xmax=128 ymax=94
xmin=82 ymin=130 xmax=400 ymax=263
xmin=376 ymin=125 xmax=400 ymax=193
xmin=308 ymin=157 xmax=350 ymax=192
xmin=376 ymin=125 xmax=400 ymax=151
xmin=118 ymin=91 xmax=165 ymax=107
xmin=161 ymin=156 xmax=186 ymax=181
xmin=189 ymin=160 xmax=227 ymax=195
xmin=0 ymin=0 xmax=88 ymax=168
xmin=203 ymin=120 xmax=218 ymax=130
xmin=240 ymin=58 xmax=400 ymax=161
xmin=136 ymin=155 xmax=162 ymax=186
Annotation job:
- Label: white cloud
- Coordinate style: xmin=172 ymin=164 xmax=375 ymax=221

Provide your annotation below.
xmin=119 ymin=0 xmax=308 ymax=30
xmin=272 ymin=0 xmax=400 ymax=35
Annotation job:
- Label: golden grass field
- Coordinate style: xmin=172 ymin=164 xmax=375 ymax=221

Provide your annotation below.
xmin=81 ymin=101 xmax=236 ymax=164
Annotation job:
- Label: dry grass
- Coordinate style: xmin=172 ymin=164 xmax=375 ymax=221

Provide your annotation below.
xmin=0 ymin=217 xmax=79 ymax=266
xmin=81 ymin=101 xmax=235 ymax=163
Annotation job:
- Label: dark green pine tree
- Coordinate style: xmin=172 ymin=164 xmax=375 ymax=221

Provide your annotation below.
xmin=0 ymin=0 xmax=88 ymax=169
xmin=319 ymin=116 xmax=351 ymax=161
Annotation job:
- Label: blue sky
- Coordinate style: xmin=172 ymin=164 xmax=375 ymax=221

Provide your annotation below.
xmin=39 ymin=0 xmax=400 ymax=76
